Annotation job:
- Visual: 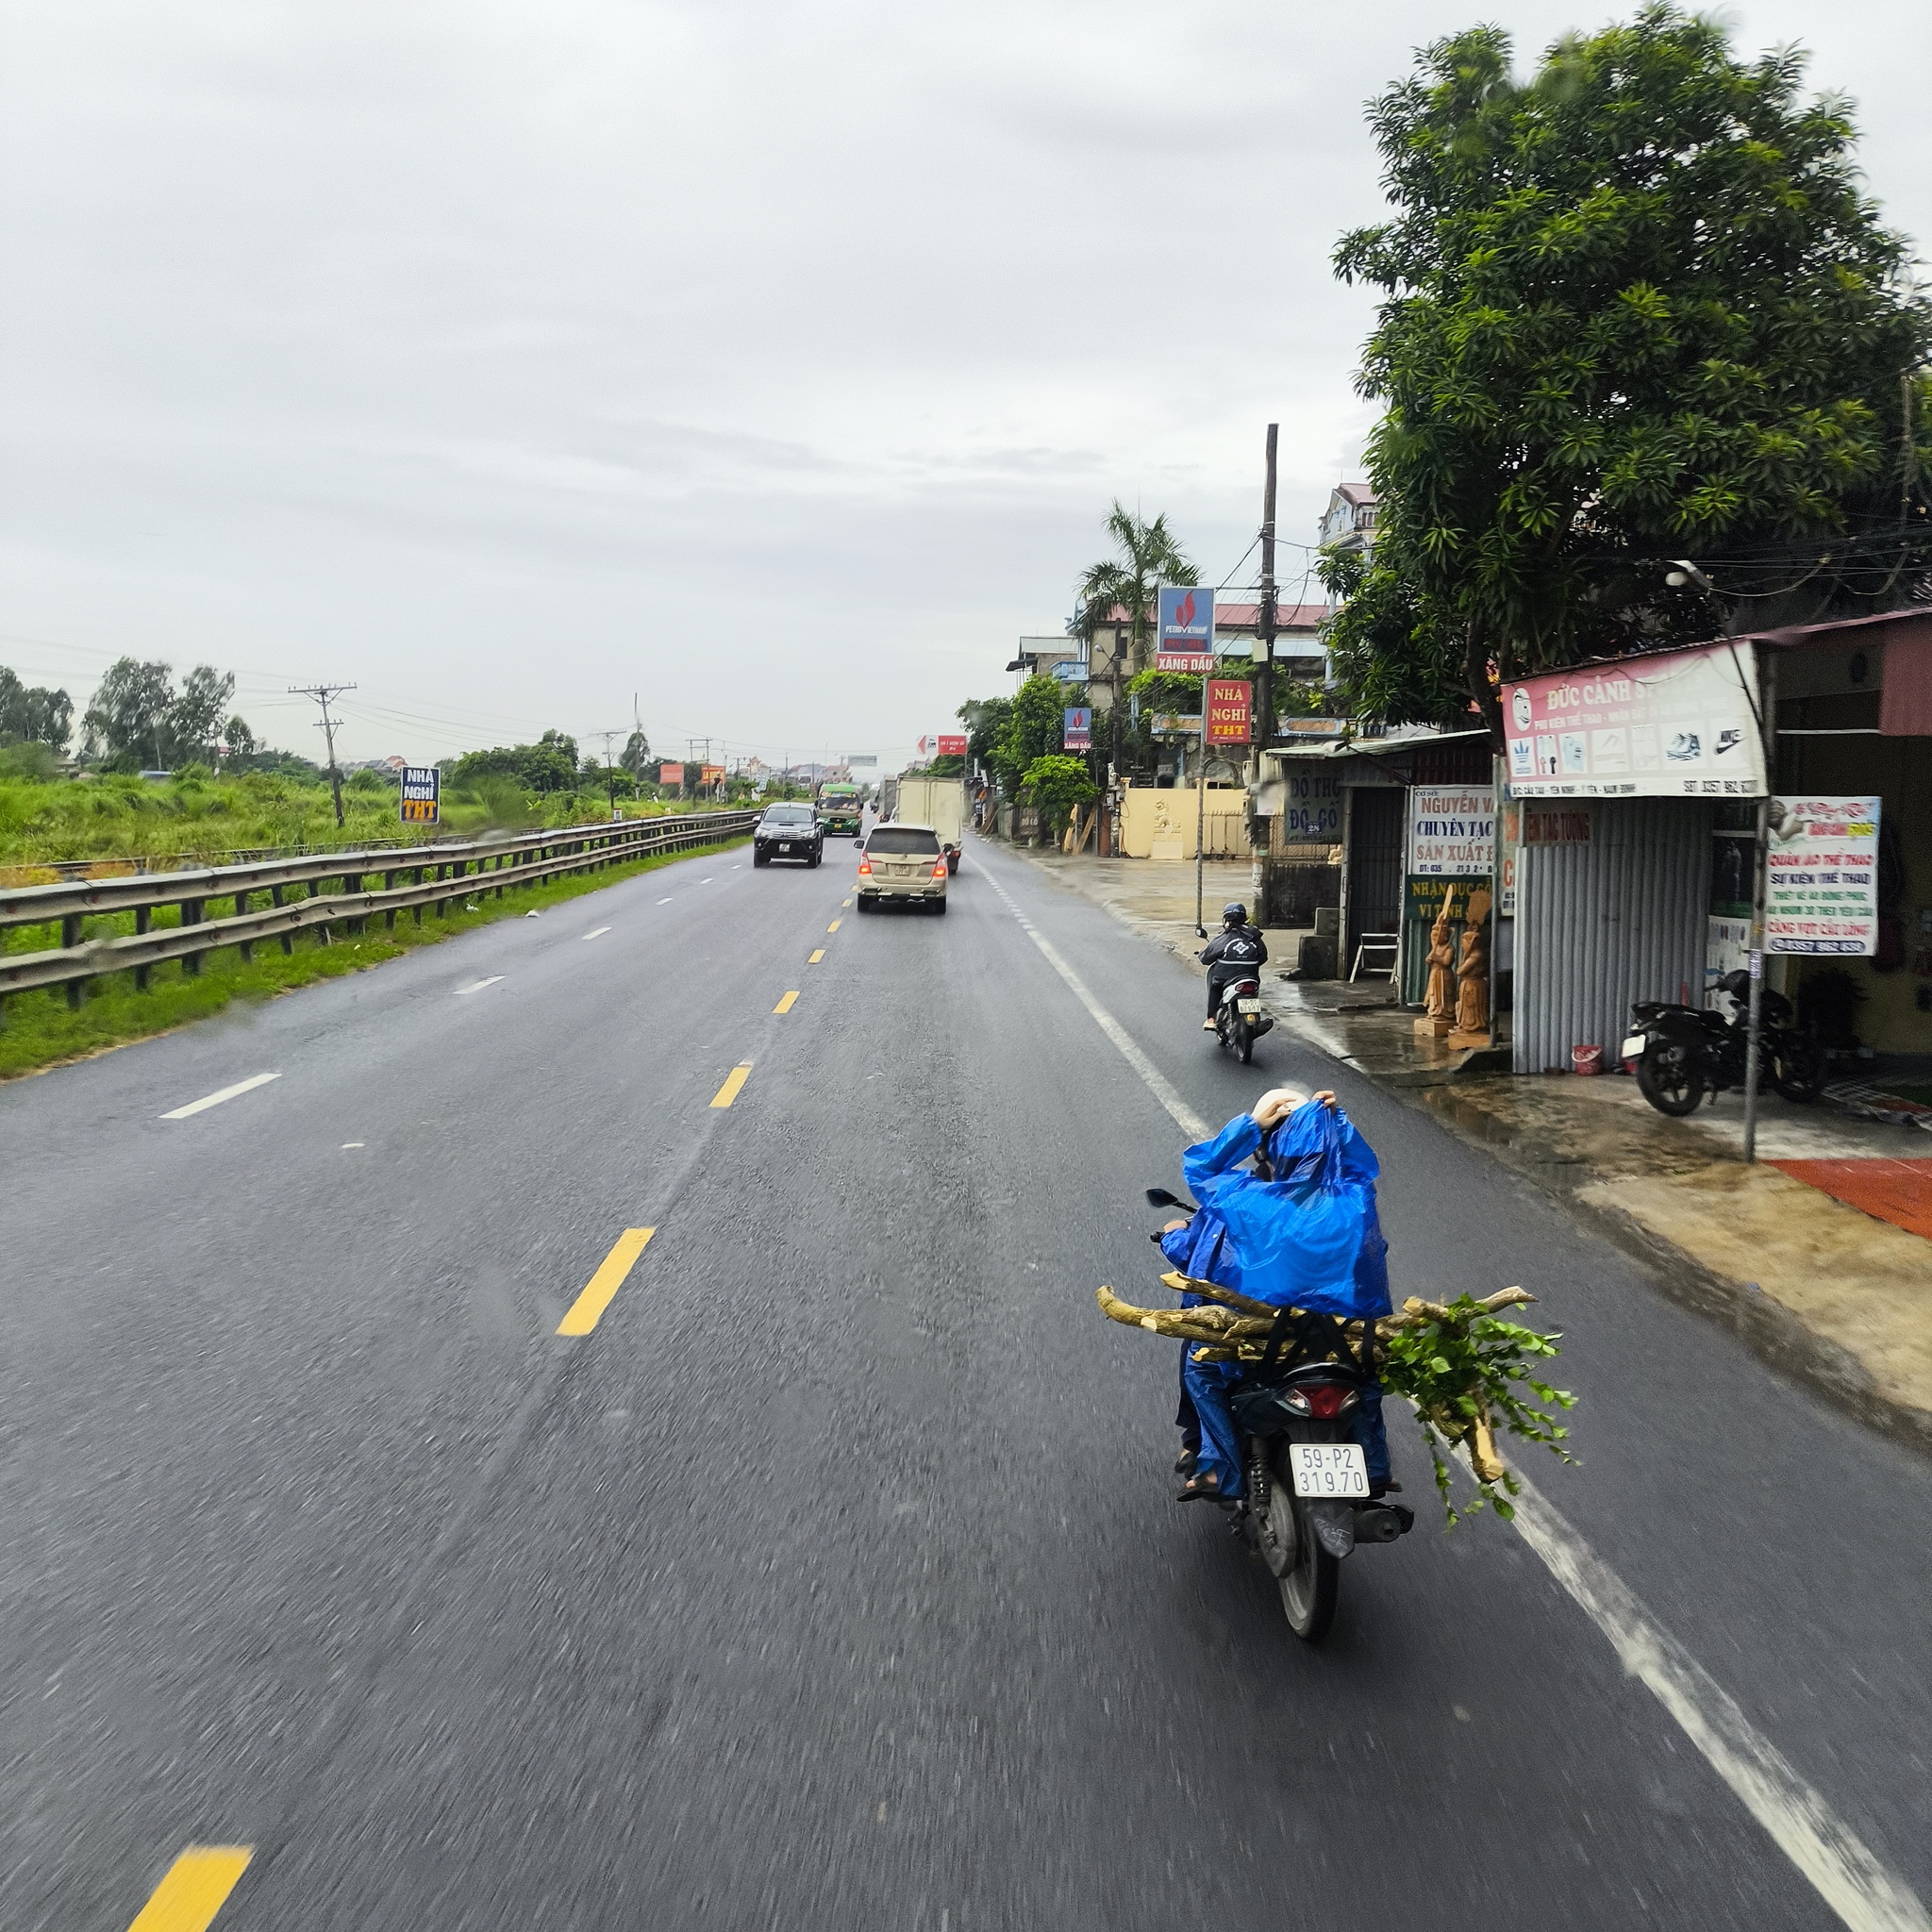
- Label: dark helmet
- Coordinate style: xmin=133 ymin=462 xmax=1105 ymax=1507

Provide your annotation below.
xmin=1222 ymin=902 xmax=1248 ymax=926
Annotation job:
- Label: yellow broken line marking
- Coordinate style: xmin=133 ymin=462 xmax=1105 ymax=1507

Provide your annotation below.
xmin=557 ymin=1228 xmax=656 ymax=1336
xmin=808 ymin=949 xmax=825 ymax=963
xmin=774 ymin=991 xmax=799 ymax=1013
xmin=842 ymin=898 xmax=851 ymax=908
xmin=826 ymin=919 xmax=841 ymax=932
xmin=709 ymin=1062 xmax=753 ymax=1108
xmin=125 ymin=1846 xmax=252 ymax=1932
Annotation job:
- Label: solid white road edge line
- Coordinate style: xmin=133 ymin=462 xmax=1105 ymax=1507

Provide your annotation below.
xmin=978 ymin=863 xmax=1208 ymax=1141
xmin=454 ymin=976 xmax=506 ymax=996
xmin=985 ymin=844 xmax=1927 ymax=1932
xmin=159 ymin=1072 xmax=280 ymax=1120
xmin=1506 ymin=1468 xmax=1928 ymax=1932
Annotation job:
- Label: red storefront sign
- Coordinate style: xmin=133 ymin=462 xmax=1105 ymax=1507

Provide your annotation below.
xmin=1205 ymin=678 xmax=1252 ymax=744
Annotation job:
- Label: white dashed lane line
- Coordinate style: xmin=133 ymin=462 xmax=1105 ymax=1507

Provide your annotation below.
xmin=581 ymin=927 xmax=611 ymax=941
xmin=454 ymin=976 xmax=505 ymax=996
xmin=158 ymin=1073 xmax=280 ymax=1121
xmin=657 ymin=898 xmax=673 ymax=906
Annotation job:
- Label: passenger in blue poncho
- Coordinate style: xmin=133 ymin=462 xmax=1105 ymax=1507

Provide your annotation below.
xmin=1158 ymin=1085 xmax=1394 ymax=1504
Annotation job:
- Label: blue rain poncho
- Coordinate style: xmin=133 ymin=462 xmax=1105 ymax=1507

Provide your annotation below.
xmin=1179 ymin=1102 xmax=1391 ymax=1321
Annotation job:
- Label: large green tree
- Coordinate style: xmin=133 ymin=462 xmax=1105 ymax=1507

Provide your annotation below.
xmin=0 ymin=666 xmax=74 ymax=753
xmin=991 ymin=675 xmax=1067 ymax=791
xmin=1328 ymin=6 xmax=1932 ymax=741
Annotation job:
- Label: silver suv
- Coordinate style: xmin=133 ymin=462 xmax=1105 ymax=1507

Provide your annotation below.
xmin=856 ymin=824 xmax=949 ymax=915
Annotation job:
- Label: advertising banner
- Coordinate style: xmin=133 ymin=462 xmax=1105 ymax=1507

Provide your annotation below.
xmin=937 ymin=734 xmax=968 ymax=757
xmin=1766 ymin=794 xmax=1881 ymax=955
xmin=1281 ymin=770 xmax=1341 ymax=841
xmin=1151 ymin=713 xmax=1203 ymax=737
xmin=658 ymin=762 xmax=685 ymax=788
xmin=1062 ymin=707 xmax=1091 ymax=751
xmin=1406 ymin=785 xmax=1495 ymax=875
xmin=1503 ymin=642 xmax=1765 ymax=797
xmin=399 ymin=765 xmax=440 ymax=825
xmin=700 ymin=764 xmax=725 ymax=788
xmin=1156 ymin=585 xmax=1216 ymax=673
xmin=1205 ymin=678 xmax=1252 ymax=744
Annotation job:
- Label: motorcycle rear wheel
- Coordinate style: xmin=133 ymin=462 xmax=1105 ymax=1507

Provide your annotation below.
xmin=1265 ymin=1452 xmax=1337 ymax=1642
xmin=1637 ymin=1043 xmax=1704 ymax=1117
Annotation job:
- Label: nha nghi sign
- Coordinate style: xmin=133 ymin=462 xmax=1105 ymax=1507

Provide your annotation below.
xmin=1504 ymin=642 xmax=1765 ymax=799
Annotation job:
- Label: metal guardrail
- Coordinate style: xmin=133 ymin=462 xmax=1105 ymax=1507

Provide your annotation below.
xmin=0 ymin=810 xmax=758 ymax=1010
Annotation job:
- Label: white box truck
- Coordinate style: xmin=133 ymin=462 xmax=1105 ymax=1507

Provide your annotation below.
xmin=891 ymin=774 xmax=966 ymax=873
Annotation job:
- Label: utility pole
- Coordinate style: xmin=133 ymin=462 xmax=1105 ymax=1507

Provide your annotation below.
xmin=1250 ymin=424 xmax=1279 ymax=917
xmin=291 ymin=682 xmax=356 ymax=826
xmin=598 ymin=729 xmax=621 ymax=821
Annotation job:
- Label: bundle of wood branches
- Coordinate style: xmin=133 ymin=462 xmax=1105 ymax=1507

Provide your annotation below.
xmin=1096 ymin=1272 xmax=1574 ymax=1522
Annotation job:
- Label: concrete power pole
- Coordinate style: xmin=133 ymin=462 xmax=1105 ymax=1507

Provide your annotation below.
xmin=290 ymin=683 xmax=357 ymax=827
xmin=1250 ymin=425 xmax=1279 ymax=916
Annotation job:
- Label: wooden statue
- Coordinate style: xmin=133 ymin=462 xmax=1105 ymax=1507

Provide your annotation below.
xmin=1449 ymin=888 xmax=1493 ymax=1044
xmin=1424 ymin=890 xmax=1458 ymax=1019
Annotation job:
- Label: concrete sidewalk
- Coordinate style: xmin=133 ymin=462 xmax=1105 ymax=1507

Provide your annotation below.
xmin=1010 ymin=840 xmax=1932 ymax=1454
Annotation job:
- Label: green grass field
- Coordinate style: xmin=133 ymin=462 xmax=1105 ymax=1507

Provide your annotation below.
xmin=0 ymin=833 xmax=750 ymax=1080
xmin=0 ymin=766 xmax=741 ymax=875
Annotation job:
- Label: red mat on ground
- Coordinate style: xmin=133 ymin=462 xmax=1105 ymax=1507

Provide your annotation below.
xmin=1767 ymin=1158 xmax=1932 ymax=1241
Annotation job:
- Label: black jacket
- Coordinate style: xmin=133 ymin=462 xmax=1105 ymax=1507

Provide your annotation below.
xmin=1202 ymin=924 xmax=1268 ymax=970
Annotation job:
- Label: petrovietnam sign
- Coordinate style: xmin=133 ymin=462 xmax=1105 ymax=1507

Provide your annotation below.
xmin=1504 ymin=642 xmax=1765 ymax=798
xmin=1157 ymin=585 xmax=1216 ymax=673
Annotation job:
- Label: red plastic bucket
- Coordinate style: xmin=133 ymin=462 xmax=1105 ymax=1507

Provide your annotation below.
xmin=1572 ymin=1043 xmax=1605 ymax=1076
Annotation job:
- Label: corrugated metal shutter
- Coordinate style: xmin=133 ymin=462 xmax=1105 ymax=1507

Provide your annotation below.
xmin=1513 ymin=798 xmax=1712 ymax=1074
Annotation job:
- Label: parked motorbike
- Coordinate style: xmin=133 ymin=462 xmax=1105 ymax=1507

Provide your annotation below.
xmin=1209 ymin=975 xmax=1274 ymax=1064
xmin=1623 ymin=967 xmax=1826 ymax=1118
xmin=1147 ymin=1187 xmax=1412 ymax=1642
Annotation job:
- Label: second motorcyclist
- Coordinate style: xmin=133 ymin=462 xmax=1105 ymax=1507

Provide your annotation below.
xmin=1199 ymin=902 xmax=1268 ymax=1031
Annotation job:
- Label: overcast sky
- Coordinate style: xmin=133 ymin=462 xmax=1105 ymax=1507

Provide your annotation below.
xmin=3 ymin=2 xmax=1928 ymax=769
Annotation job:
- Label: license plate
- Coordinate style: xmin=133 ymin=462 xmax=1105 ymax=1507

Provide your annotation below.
xmin=1621 ymin=1034 xmax=1645 ymax=1059
xmin=777 ymin=843 xmax=791 ymax=853
xmin=1237 ymin=997 xmax=1265 ymax=1014
xmin=1289 ymin=1442 xmax=1368 ymax=1497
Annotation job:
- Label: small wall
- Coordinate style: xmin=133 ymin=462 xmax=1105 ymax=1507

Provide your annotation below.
xmin=1119 ymin=784 xmax=1248 ymax=859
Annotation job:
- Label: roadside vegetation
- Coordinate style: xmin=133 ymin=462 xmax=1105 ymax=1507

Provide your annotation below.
xmin=0 ymin=831 xmax=751 ymax=1080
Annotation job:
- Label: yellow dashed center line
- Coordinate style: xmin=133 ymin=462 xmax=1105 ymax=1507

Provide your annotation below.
xmin=808 ymin=949 xmax=825 ymax=963
xmin=826 ymin=919 xmax=841 ymax=932
xmin=556 ymin=1227 xmax=656 ymax=1336
xmin=841 ymin=898 xmax=851 ymax=908
xmin=774 ymin=990 xmax=800 ymax=1013
xmin=125 ymin=1847 xmax=252 ymax=1932
xmin=709 ymin=1062 xmax=754 ymax=1108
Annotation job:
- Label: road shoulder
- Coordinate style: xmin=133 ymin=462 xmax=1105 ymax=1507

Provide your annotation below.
xmin=1001 ymin=835 xmax=1932 ymax=1457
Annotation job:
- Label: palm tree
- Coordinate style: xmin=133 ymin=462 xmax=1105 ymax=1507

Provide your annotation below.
xmin=1073 ymin=503 xmax=1197 ymax=681
xmin=1074 ymin=504 xmax=1198 ymax=789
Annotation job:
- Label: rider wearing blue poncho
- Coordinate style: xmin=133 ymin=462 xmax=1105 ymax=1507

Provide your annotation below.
xmin=1159 ymin=1086 xmax=1394 ymax=1504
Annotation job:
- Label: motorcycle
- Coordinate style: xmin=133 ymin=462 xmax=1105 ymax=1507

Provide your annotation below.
xmin=1623 ymin=967 xmax=1826 ymax=1118
xmin=1148 ymin=1187 xmax=1413 ymax=1642
xmin=1208 ymin=974 xmax=1273 ymax=1064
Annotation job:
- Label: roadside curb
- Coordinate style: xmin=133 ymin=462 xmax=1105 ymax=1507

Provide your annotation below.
xmin=997 ymin=836 xmax=1932 ymax=1462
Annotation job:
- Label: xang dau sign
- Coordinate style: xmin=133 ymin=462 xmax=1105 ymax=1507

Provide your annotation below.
xmin=1766 ymin=795 xmax=1880 ymax=956
xmin=1406 ymin=786 xmax=1494 ymax=876
xmin=1504 ymin=642 xmax=1765 ymax=799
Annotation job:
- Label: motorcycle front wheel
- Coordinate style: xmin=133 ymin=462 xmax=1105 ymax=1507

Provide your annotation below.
xmin=1637 ymin=1043 xmax=1704 ymax=1117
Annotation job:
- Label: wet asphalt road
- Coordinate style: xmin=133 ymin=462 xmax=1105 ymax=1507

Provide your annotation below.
xmin=2 ymin=832 xmax=1927 ymax=1930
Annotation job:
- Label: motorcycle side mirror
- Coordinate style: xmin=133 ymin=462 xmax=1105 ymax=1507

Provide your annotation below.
xmin=1145 ymin=1187 xmax=1198 ymax=1212
xmin=1194 ymin=924 xmax=1208 ymax=939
